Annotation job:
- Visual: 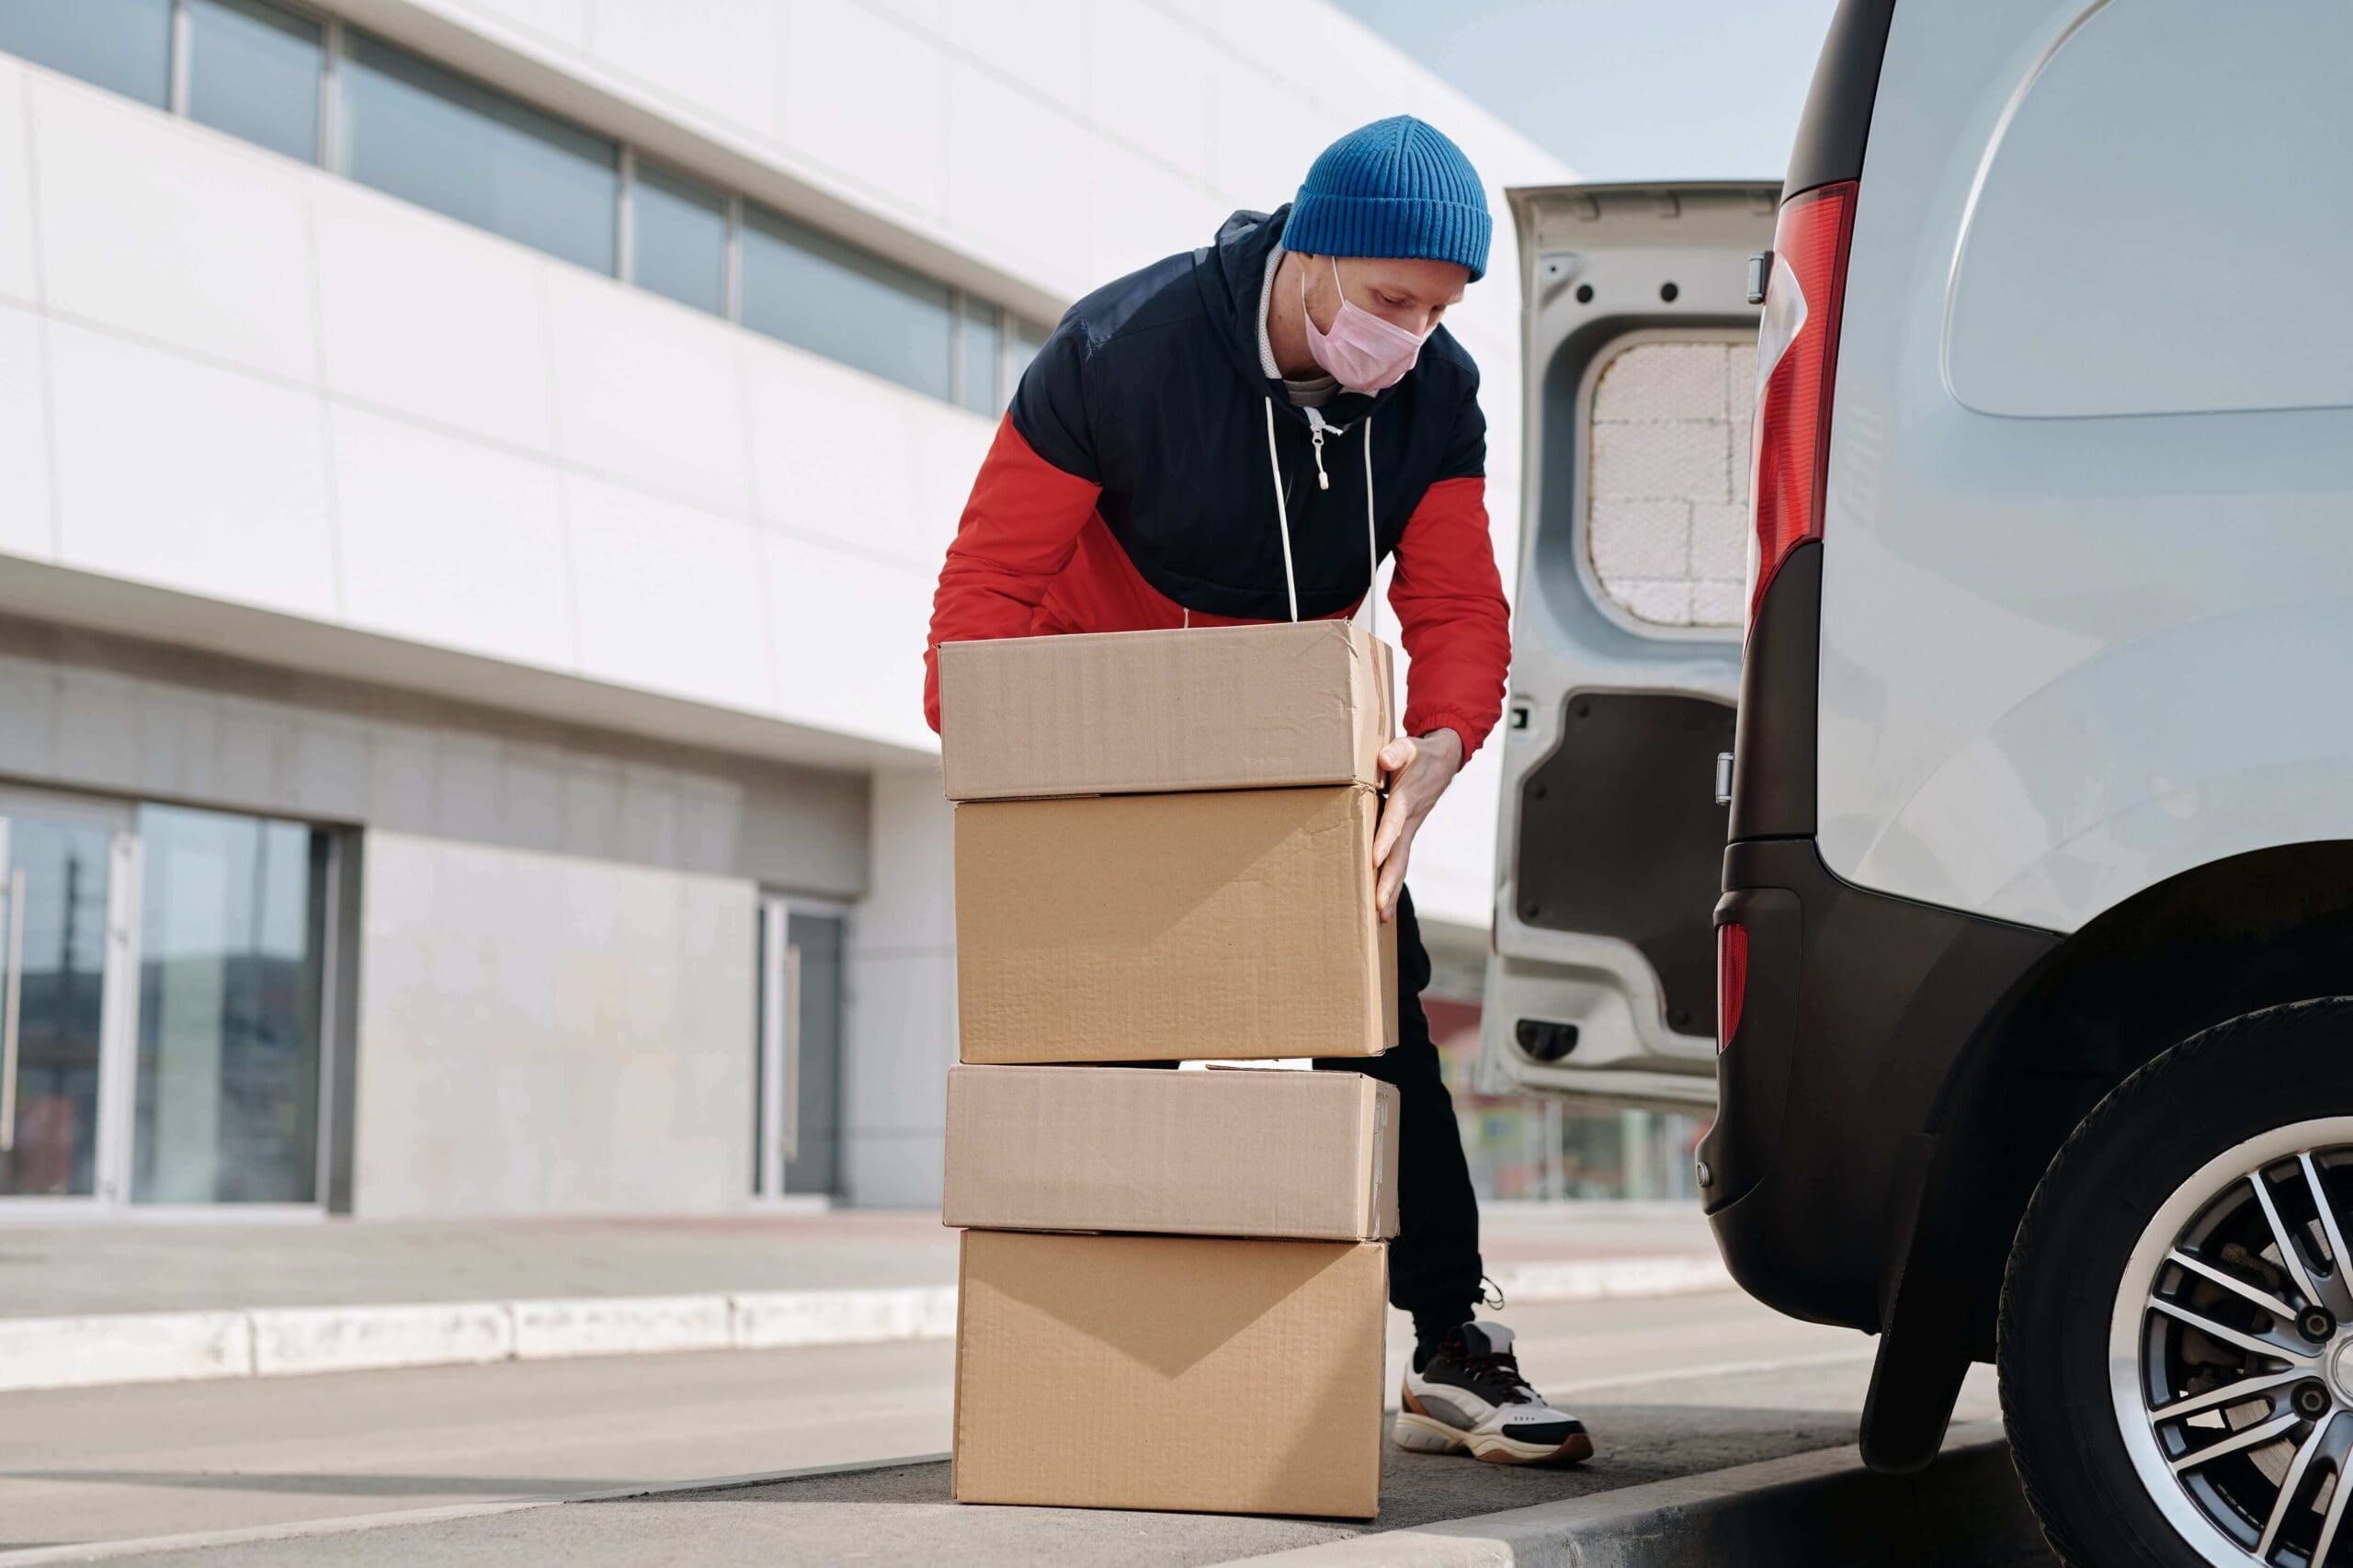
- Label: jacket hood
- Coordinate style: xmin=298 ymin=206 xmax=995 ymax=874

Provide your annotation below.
xmin=1196 ymin=204 xmax=1404 ymax=428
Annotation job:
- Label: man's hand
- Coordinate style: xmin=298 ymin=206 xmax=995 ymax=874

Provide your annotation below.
xmin=1372 ymin=728 xmax=1464 ymax=923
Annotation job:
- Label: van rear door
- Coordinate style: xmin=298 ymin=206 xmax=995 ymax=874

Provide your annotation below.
xmin=1478 ymin=182 xmax=1777 ymax=1112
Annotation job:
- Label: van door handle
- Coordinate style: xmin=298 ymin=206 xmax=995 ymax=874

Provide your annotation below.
xmin=0 ymin=867 xmax=24 ymax=1154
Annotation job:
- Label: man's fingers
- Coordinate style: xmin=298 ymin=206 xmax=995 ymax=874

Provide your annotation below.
xmin=1377 ymin=824 xmax=1415 ymax=922
xmin=1378 ymin=737 xmax=1417 ymax=776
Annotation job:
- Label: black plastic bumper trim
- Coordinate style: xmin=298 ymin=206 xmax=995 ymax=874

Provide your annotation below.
xmin=1700 ymin=837 xmax=2058 ymax=1332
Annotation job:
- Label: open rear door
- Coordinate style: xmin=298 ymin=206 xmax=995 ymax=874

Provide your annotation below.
xmin=1478 ymin=182 xmax=1778 ymax=1112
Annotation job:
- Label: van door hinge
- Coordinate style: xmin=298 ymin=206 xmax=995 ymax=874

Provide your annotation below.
xmin=1714 ymin=752 xmax=1735 ymax=805
xmin=1746 ymin=251 xmax=1773 ymax=305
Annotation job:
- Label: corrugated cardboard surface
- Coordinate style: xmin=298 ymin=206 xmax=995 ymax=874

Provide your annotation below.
xmin=942 ymin=1065 xmax=1399 ymax=1240
xmin=954 ymin=785 xmax=1397 ymax=1063
xmin=952 ymin=1231 xmax=1388 ymax=1517
xmin=938 ymin=621 xmax=1394 ymax=801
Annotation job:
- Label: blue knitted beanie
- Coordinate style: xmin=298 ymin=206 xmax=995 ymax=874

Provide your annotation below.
xmin=1283 ymin=116 xmax=1492 ymax=282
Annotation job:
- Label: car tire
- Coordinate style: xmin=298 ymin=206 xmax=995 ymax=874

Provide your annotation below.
xmin=2001 ymin=996 xmax=2353 ymax=1568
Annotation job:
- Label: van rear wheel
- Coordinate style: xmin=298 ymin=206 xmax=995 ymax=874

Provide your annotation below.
xmin=2002 ymin=998 xmax=2353 ymax=1567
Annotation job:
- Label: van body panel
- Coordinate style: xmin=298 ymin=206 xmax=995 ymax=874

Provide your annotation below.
xmin=1813 ymin=0 xmax=2353 ymax=933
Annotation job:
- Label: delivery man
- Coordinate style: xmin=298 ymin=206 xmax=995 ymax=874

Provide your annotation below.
xmin=924 ymin=117 xmax=1590 ymax=1468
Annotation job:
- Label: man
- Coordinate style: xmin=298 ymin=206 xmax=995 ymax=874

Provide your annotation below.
xmin=924 ymin=117 xmax=1591 ymax=1468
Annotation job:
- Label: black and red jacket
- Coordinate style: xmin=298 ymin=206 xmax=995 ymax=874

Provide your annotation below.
xmin=925 ymin=205 xmax=1510 ymax=757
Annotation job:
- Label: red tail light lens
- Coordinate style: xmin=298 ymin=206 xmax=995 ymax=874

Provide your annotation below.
xmin=1747 ymin=181 xmax=1857 ymax=630
xmin=1716 ymin=921 xmax=1748 ymax=1053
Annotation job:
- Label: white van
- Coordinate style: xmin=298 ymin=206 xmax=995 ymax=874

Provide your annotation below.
xmin=1481 ymin=2 xmax=2353 ymax=1561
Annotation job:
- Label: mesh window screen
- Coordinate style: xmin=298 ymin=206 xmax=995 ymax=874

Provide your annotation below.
xmin=1586 ymin=340 xmax=1756 ymax=629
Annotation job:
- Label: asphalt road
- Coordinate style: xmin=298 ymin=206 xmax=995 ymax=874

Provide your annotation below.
xmin=0 ymin=1290 xmax=2001 ymax=1562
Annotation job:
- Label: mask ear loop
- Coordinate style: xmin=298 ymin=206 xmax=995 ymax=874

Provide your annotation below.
xmin=1265 ymin=397 xmax=1301 ymax=622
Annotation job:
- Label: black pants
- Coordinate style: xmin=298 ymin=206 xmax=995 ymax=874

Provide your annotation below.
xmin=1314 ymin=887 xmax=1483 ymax=1324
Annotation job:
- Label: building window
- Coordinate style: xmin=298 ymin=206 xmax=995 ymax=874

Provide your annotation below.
xmin=743 ymin=204 xmax=953 ymax=403
xmin=0 ymin=1 xmax=1053 ymax=415
xmin=954 ymin=297 xmax=1002 ymax=417
xmin=186 ymin=0 xmax=321 ymax=163
xmin=336 ymin=30 xmax=620 ymax=276
xmin=0 ymin=0 xmax=173 ymax=107
xmin=0 ymin=809 xmax=115 ymax=1198
xmin=1 ymin=790 xmax=336 ymax=1208
xmin=131 ymin=804 xmax=330 ymax=1205
xmin=627 ymin=157 xmax=728 ymax=317
xmin=754 ymin=898 xmax=844 ymax=1200
xmin=1005 ymin=316 xmax=1050 ymax=406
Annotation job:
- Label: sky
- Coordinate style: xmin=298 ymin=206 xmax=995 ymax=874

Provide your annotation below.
xmin=1331 ymin=0 xmax=1842 ymax=182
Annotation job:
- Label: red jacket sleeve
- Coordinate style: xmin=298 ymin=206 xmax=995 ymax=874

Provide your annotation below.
xmin=1389 ymin=474 xmax=1511 ymax=758
xmin=924 ymin=414 xmax=1105 ymax=732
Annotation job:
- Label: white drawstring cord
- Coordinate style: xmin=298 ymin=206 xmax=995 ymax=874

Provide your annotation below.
xmin=1265 ymin=397 xmax=1301 ymax=622
xmin=1262 ymin=397 xmax=1380 ymax=633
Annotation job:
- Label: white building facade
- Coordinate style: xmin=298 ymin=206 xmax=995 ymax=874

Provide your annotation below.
xmin=0 ymin=0 xmax=1567 ymax=1217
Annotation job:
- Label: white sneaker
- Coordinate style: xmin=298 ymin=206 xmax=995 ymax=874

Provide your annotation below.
xmin=1395 ymin=1322 xmax=1595 ymax=1465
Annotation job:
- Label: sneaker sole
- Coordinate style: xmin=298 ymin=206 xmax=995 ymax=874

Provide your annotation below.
xmin=1392 ymin=1410 xmax=1595 ymax=1467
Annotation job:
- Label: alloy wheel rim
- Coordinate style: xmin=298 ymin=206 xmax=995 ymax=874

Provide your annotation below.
xmin=2110 ymin=1119 xmax=2353 ymax=1567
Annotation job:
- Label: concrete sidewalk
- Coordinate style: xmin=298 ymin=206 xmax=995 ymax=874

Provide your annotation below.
xmin=3 ymin=1420 xmax=2053 ymax=1567
xmin=0 ymin=1202 xmax=1727 ymax=1393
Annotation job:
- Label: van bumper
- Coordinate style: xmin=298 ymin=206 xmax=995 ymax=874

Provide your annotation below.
xmin=1697 ymin=838 xmax=2057 ymax=1334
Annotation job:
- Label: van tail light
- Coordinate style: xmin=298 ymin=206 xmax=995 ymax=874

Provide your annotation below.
xmin=1717 ymin=921 xmax=1748 ymax=1053
xmin=1746 ymin=181 xmax=1857 ymax=631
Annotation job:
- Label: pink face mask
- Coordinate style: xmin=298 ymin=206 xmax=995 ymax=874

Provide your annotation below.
xmin=1302 ymin=256 xmax=1429 ymax=392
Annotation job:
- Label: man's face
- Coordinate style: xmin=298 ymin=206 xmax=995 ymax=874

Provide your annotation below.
xmin=1304 ymin=255 xmax=1472 ymax=339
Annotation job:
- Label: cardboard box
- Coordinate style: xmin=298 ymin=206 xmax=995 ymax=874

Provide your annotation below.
xmin=953 ymin=785 xmax=1397 ymax=1063
xmin=938 ymin=621 xmax=1394 ymax=801
xmin=952 ymin=1230 xmax=1387 ymax=1517
xmin=942 ymin=1064 xmax=1399 ymax=1240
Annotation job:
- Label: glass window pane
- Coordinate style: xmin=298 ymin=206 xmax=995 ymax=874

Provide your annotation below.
xmin=0 ymin=818 xmax=114 ymax=1198
xmin=187 ymin=0 xmax=322 ymax=163
xmin=132 ymin=804 xmax=327 ymax=1204
xmin=783 ymin=912 xmax=843 ymax=1197
xmin=0 ymin=0 xmax=172 ymax=106
xmin=955 ymin=297 xmax=1002 ymax=416
xmin=337 ymin=32 xmax=618 ymax=274
xmin=1006 ymin=317 xmax=1050 ymax=399
xmin=630 ymin=160 xmax=726 ymax=316
xmin=741 ymin=204 xmax=950 ymax=401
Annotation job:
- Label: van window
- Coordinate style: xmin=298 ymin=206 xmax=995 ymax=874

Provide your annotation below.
xmin=1944 ymin=0 xmax=2353 ymax=419
xmin=1586 ymin=338 xmax=1753 ymax=631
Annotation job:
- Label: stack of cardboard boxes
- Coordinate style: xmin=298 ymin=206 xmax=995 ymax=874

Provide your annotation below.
xmin=938 ymin=620 xmax=1403 ymax=1519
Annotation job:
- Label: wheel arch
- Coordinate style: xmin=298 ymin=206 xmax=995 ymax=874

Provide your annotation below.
xmin=1935 ymin=840 xmax=2353 ymax=1354
xmin=1861 ymin=842 xmax=2353 ymax=1472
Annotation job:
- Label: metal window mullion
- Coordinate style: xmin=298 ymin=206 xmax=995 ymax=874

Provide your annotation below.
xmin=91 ymin=829 xmax=144 ymax=1207
xmin=615 ymin=145 xmax=634 ymax=283
xmin=948 ymin=288 xmax=967 ymax=407
xmin=167 ymin=0 xmax=193 ymax=117
xmin=318 ymin=14 xmax=343 ymax=172
xmin=724 ymin=193 xmax=744 ymax=323
xmin=756 ymin=895 xmax=787 ymax=1199
xmin=309 ymin=832 xmax=341 ymax=1210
